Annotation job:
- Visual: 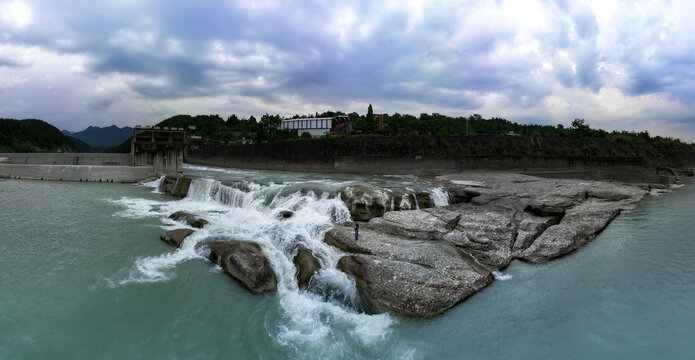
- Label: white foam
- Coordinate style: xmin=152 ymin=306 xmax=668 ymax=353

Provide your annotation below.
xmin=493 ymin=271 xmax=512 ymax=281
xmin=141 ymin=175 xmax=165 ymax=193
xmin=110 ymin=174 xmax=396 ymax=352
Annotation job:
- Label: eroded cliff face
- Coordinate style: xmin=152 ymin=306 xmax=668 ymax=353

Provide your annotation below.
xmin=327 ymin=173 xmax=650 ymax=317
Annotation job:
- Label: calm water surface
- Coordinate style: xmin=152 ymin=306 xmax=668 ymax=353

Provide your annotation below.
xmin=1 ymin=166 xmax=693 ymax=359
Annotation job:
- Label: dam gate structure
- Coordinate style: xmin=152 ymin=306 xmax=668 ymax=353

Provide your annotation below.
xmin=131 ymin=126 xmax=189 ymax=174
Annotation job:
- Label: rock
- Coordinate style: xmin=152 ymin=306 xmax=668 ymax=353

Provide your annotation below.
xmin=526 ymin=185 xmax=587 ymax=215
xmin=368 ymin=207 xmax=461 ymax=240
xmin=442 ymin=184 xmax=482 ymax=204
xmin=518 ymin=199 xmax=626 ymax=263
xmin=160 ymin=228 xmax=194 ymax=247
xmin=277 ymin=210 xmax=294 ymax=220
xmin=168 ymin=211 xmax=209 ymax=228
xmin=326 ymin=226 xmax=493 ymax=317
xmin=199 ymin=240 xmax=277 ymax=294
xmin=586 ymin=182 xmax=646 ymax=202
xmin=440 ymin=203 xmax=519 ymax=269
xmin=172 ymin=175 xmax=194 ymax=197
xmin=341 ymin=185 xmax=394 ymax=221
xmin=512 ymin=213 xmax=562 ymax=254
xmin=293 ymin=248 xmax=321 ymax=288
xmin=161 ymin=174 xmax=195 ymax=197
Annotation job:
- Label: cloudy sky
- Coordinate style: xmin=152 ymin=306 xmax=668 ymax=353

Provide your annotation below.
xmin=0 ymin=0 xmax=694 ymax=140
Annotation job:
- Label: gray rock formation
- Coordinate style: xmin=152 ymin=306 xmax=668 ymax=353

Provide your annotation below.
xmin=328 ymin=172 xmax=651 ymax=316
xmin=160 ymin=228 xmax=194 ymax=247
xmin=341 ymin=185 xmax=443 ymax=221
xmin=199 ymin=240 xmax=278 ymax=294
xmin=168 ymin=211 xmax=209 ymax=228
xmin=326 ymin=226 xmax=493 ymax=317
xmin=341 ymin=186 xmax=393 ymax=221
xmin=293 ymin=248 xmax=321 ymax=288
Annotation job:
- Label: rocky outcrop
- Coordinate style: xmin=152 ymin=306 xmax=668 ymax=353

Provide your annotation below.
xmin=168 ymin=211 xmax=209 ymax=228
xmin=160 ymin=228 xmax=194 ymax=247
xmin=199 ymin=240 xmax=277 ymax=294
xmin=340 ymin=185 xmax=443 ymax=221
xmin=293 ymin=248 xmax=321 ymax=288
xmin=341 ymin=186 xmax=393 ymax=221
xmin=326 ymin=227 xmax=493 ymax=317
xmin=328 ymin=173 xmax=650 ymax=316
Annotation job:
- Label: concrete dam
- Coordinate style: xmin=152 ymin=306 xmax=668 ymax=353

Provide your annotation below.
xmin=0 ymin=126 xmax=187 ymax=182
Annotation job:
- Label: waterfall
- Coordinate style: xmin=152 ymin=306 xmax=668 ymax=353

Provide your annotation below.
xmin=141 ymin=175 xmax=166 ymax=194
xmin=430 ymin=187 xmax=450 ymax=207
xmin=412 ymin=192 xmax=420 ymax=209
xmin=115 ymin=174 xmax=396 ymax=356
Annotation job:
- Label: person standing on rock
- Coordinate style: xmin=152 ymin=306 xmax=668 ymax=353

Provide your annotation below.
xmin=354 ymin=222 xmax=359 ymax=241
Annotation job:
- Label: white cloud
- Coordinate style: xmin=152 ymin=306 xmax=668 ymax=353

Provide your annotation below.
xmin=0 ymin=0 xmax=32 ymax=29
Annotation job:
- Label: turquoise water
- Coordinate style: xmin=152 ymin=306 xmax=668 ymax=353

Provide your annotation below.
xmin=1 ymin=167 xmax=694 ymax=359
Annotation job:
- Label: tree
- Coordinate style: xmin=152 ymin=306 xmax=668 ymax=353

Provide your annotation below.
xmin=571 ymin=118 xmax=590 ymax=131
xmin=226 ymin=114 xmax=240 ymax=126
xmin=256 ymin=113 xmax=282 ymax=142
xmin=300 ymin=131 xmax=312 ymax=139
xmin=365 ymin=104 xmax=375 ymax=133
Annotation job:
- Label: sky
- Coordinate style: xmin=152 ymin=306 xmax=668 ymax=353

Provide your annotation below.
xmin=0 ymin=0 xmax=694 ymax=140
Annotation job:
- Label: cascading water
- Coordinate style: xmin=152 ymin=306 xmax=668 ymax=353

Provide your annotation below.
xmin=110 ymin=175 xmax=397 ymax=358
xmin=429 ymin=187 xmax=450 ymax=207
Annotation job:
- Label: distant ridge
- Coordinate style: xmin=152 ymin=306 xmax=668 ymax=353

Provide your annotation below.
xmin=62 ymin=125 xmax=133 ymax=148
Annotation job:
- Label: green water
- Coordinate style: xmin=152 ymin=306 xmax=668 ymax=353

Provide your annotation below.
xmin=1 ymin=169 xmax=694 ymax=359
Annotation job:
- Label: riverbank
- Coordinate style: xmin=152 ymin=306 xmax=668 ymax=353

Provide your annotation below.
xmin=186 ymin=136 xmax=695 ymax=182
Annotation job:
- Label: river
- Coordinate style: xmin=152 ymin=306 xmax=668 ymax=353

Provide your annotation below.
xmin=1 ymin=164 xmax=693 ymax=359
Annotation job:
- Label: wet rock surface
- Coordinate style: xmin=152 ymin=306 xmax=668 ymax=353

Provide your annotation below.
xmin=168 ymin=211 xmax=209 ymax=228
xmin=160 ymin=228 xmax=194 ymax=247
xmin=293 ymin=248 xmax=321 ymax=288
xmin=329 ymin=171 xmax=653 ymax=316
xmin=199 ymin=240 xmax=278 ymax=294
xmin=340 ymin=185 xmax=441 ymax=221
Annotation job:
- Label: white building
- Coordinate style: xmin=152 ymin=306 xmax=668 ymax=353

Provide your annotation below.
xmin=280 ymin=117 xmax=334 ymax=137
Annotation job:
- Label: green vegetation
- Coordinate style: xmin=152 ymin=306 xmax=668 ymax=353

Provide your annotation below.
xmin=0 ymin=118 xmax=74 ymax=152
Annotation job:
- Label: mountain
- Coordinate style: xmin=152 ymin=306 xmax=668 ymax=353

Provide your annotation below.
xmin=0 ymin=118 xmax=75 ymax=152
xmin=62 ymin=125 xmax=133 ymax=148
xmin=67 ymin=136 xmax=94 ymax=153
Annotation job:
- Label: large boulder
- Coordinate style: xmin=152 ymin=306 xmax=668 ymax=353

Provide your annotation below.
xmin=168 ymin=211 xmax=209 ymax=228
xmin=325 ymin=226 xmax=493 ymax=317
xmin=293 ymin=248 xmax=321 ymax=288
xmin=200 ymin=240 xmax=277 ymax=294
xmin=160 ymin=228 xmax=194 ymax=247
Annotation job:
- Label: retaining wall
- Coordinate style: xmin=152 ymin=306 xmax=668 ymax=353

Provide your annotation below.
xmin=0 ymin=164 xmax=156 ymax=183
xmin=0 ymin=153 xmax=131 ymax=165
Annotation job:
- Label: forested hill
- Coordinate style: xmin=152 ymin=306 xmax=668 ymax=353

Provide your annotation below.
xmin=0 ymin=118 xmax=75 ymax=153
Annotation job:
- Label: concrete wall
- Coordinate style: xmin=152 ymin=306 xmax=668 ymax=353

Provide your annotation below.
xmin=0 ymin=164 xmax=156 ymax=183
xmin=0 ymin=153 xmax=131 ymax=165
xmin=133 ymin=147 xmax=184 ymax=173
xmin=186 ymin=136 xmax=648 ymax=176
